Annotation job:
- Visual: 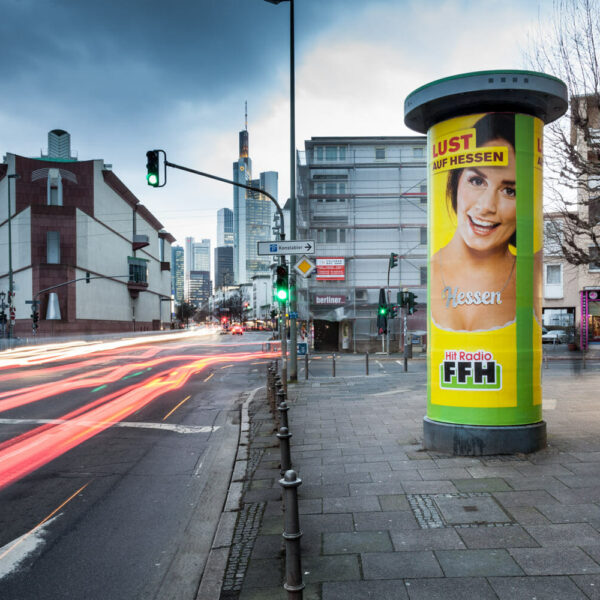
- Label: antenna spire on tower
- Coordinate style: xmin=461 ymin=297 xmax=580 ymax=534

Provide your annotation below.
xmin=245 ymin=101 xmax=248 ymax=131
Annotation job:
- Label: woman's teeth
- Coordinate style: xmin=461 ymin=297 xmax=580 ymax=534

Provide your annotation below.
xmin=469 ymin=216 xmax=498 ymax=229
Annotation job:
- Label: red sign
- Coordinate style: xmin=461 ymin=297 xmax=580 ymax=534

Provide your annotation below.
xmin=316 ymin=257 xmax=345 ymax=281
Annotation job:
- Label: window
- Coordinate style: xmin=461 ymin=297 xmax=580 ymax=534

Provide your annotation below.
xmin=420 ymin=266 xmax=427 ymax=285
xmin=546 ymin=264 xmax=561 ymax=284
xmin=314 ymin=228 xmax=346 ymax=243
xmin=419 ymin=184 xmax=427 ymax=204
xmin=590 ymin=246 xmax=600 ymax=272
xmin=47 ymin=168 xmax=63 ymax=206
xmin=128 ymin=257 xmax=148 ymax=283
xmin=413 ymin=147 xmax=424 ymax=159
xmin=47 ymin=231 xmax=60 ymax=264
xmin=375 ymin=147 xmax=386 ymax=160
xmin=420 ymin=227 xmax=427 ymax=245
xmin=315 ymin=146 xmax=347 ymax=162
xmin=544 ymin=263 xmax=563 ymax=299
xmin=313 ymin=181 xmax=347 ymax=202
xmin=326 ymin=229 xmax=338 ymax=243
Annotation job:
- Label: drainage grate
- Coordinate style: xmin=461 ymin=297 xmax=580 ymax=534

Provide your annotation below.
xmin=407 ymin=492 xmax=514 ymax=529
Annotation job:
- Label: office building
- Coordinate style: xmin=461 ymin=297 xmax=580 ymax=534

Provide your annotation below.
xmin=171 ymin=245 xmax=184 ymax=303
xmin=296 ymin=136 xmax=428 ymax=351
xmin=233 ymin=120 xmax=278 ymax=284
xmin=217 ymin=207 xmax=234 ymax=247
xmin=184 ymin=237 xmax=211 ymax=302
xmin=214 ymin=246 xmax=234 ymax=290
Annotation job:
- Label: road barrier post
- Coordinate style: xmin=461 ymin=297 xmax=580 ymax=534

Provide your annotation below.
xmin=279 ymin=470 xmax=304 ymax=599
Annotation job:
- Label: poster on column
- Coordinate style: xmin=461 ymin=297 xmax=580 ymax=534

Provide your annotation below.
xmin=428 ymin=112 xmax=543 ymax=425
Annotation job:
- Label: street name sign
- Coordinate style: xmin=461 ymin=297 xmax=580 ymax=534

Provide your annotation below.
xmin=257 ymin=240 xmax=316 ymax=256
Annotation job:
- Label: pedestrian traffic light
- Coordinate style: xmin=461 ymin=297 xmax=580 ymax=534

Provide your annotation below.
xmin=146 ymin=150 xmax=160 ymax=187
xmin=275 ymin=265 xmax=288 ymax=302
xmin=389 ymin=252 xmax=399 ymax=269
xmin=408 ymin=292 xmax=418 ymax=314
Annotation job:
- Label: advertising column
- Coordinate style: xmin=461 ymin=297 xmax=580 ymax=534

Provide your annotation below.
xmin=404 ymin=71 xmax=567 ymax=455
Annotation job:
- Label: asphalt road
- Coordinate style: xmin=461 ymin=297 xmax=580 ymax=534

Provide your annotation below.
xmin=0 ymin=329 xmax=274 ymax=600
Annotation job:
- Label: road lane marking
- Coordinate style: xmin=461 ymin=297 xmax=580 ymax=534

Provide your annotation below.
xmin=369 ymin=388 xmax=409 ymax=397
xmin=0 ymin=418 xmax=220 ymax=434
xmin=220 ymin=364 xmax=233 ymax=369
xmin=163 ymin=395 xmax=192 ymax=421
xmin=204 ymin=373 xmax=214 ymax=382
xmin=0 ymin=480 xmax=91 ymax=576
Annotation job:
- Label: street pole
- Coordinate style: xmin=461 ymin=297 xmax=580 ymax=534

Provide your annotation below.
xmin=7 ymin=174 xmax=20 ymax=339
xmin=288 ymin=0 xmax=298 ymax=382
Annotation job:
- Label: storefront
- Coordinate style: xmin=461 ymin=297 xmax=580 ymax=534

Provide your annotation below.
xmin=581 ymin=288 xmax=600 ymax=348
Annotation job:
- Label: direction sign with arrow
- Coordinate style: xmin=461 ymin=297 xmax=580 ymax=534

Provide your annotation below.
xmin=257 ymin=240 xmax=316 ymax=256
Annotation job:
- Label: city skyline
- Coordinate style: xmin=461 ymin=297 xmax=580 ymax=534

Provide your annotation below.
xmin=0 ymin=0 xmax=552 ymax=251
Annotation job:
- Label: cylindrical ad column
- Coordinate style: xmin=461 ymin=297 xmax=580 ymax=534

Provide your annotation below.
xmin=404 ymin=71 xmax=568 ymax=455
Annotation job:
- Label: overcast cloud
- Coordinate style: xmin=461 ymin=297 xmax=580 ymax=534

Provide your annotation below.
xmin=0 ymin=0 xmax=551 ymax=256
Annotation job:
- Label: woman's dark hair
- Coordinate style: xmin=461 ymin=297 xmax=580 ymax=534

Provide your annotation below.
xmin=446 ymin=113 xmax=516 ymax=247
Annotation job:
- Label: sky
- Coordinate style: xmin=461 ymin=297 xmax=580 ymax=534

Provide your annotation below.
xmin=0 ymin=0 xmax=553 ymax=256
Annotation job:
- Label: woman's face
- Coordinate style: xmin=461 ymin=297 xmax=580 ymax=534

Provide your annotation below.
xmin=455 ymin=139 xmax=516 ymax=254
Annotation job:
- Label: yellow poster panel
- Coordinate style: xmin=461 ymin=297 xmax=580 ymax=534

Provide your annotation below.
xmin=428 ymin=113 xmax=542 ymax=422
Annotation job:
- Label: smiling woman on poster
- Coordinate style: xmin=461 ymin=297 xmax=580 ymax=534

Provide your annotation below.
xmin=430 ymin=113 xmax=518 ymax=332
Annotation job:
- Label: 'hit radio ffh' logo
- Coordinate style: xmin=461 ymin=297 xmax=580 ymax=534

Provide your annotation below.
xmin=440 ymin=350 xmax=502 ymax=390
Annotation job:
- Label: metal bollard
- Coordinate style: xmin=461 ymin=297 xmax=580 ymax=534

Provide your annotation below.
xmin=365 ymin=351 xmax=369 ymax=376
xmin=277 ymin=426 xmax=292 ymax=475
xmin=278 ymin=399 xmax=289 ymax=431
xmin=279 ymin=470 xmax=304 ymax=599
xmin=332 ymin=353 xmax=336 ymax=377
xmin=305 ymin=353 xmax=309 ymax=380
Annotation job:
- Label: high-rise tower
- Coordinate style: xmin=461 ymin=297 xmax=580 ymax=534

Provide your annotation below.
xmin=232 ymin=105 xmax=277 ymax=284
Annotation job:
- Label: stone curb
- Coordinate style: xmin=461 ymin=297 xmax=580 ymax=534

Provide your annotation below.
xmin=195 ymin=385 xmax=264 ymax=600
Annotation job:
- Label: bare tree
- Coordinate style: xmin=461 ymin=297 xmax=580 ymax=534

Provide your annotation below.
xmin=527 ymin=0 xmax=600 ymax=268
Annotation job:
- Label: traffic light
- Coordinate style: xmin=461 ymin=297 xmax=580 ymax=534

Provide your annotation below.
xmin=377 ymin=288 xmax=387 ymax=334
xmin=32 ymin=310 xmax=39 ymax=330
xmin=397 ymin=290 xmax=406 ymax=307
xmin=275 ymin=265 xmax=288 ymax=302
xmin=408 ymin=292 xmax=418 ymax=315
xmin=146 ymin=150 xmax=160 ymax=187
xmin=389 ymin=252 xmax=399 ymax=269
xmin=389 ymin=305 xmax=398 ymax=319
xmin=86 ymin=271 xmax=91 ymax=284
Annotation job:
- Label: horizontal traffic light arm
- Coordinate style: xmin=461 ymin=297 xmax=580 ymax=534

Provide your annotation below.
xmin=159 ymin=157 xmax=285 ymax=240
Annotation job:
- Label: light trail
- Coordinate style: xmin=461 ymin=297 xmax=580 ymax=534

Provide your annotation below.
xmin=0 ymin=350 xmax=278 ymax=491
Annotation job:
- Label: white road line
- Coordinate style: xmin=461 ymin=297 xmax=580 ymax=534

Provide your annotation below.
xmin=370 ymin=388 xmax=409 ymax=397
xmin=0 ymin=517 xmax=58 ymax=580
xmin=0 ymin=418 xmax=220 ymax=434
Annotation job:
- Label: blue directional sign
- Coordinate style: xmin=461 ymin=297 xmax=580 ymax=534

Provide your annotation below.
xmin=257 ymin=240 xmax=316 ymax=256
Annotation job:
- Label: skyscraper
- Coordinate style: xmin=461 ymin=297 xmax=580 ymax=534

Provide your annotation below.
xmin=232 ymin=111 xmax=277 ymax=284
xmin=214 ymin=246 xmax=234 ymax=290
xmin=217 ymin=208 xmax=234 ymax=247
xmin=184 ymin=237 xmax=211 ymax=303
xmin=171 ymin=245 xmax=184 ymax=303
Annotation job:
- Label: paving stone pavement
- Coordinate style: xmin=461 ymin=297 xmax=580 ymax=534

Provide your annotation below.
xmin=221 ymin=357 xmax=600 ymax=599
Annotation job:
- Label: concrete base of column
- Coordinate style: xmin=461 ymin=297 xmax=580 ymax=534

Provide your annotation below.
xmin=423 ymin=417 xmax=547 ymax=456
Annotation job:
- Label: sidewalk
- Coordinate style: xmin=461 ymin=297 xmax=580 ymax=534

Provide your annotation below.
xmin=226 ymin=360 xmax=600 ymax=600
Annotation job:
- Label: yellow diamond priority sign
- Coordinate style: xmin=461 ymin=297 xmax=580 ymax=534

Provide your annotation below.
xmin=294 ymin=256 xmax=316 ymax=278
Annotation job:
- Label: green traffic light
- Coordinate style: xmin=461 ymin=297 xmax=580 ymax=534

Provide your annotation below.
xmin=147 ymin=173 xmax=158 ymax=186
xmin=276 ymin=289 xmax=288 ymax=301
xmin=379 ymin=307 xmax=387 ymax=315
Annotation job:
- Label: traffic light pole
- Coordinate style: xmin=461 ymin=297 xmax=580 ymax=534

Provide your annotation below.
xmin=386 ymin=259 xmax=392 ymax=356
xmin=158 ymin=158 xmax=288 ymax=382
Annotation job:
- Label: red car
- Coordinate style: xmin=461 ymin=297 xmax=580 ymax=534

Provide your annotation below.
xmin=230 ymin=325 xmax=243 ymax=335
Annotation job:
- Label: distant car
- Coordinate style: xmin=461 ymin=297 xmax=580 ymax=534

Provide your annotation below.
xmin=542 ymin=329 xmax=568 ymax=344
xmin=230 ymin=325 xmax=243 ymax=335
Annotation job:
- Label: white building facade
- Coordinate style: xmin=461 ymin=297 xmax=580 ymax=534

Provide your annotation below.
xmin=296 ymin=136 xmax=428 ymax=352
xmin=0 ymin=139 xmax=174 ymax=337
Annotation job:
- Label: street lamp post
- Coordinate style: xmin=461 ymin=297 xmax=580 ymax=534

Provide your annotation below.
xmin=7 ymin=173 xmax=20 ymax=339
xmin=265 ymin=0 xmax=298 ymax=381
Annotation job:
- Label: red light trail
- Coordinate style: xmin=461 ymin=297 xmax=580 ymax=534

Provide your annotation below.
xmin=0 ymin=348 xmax=278 ymax=491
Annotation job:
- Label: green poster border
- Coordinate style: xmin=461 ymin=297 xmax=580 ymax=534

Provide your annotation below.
xmin=515 ymin=114 xmax=534 ymax=417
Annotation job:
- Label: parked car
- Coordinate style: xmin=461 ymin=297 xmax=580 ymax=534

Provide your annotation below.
xmin=542 ymin=329 xmax=568 ymax=344
xmin=230 ymin=325 xmax=244 ymax=335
